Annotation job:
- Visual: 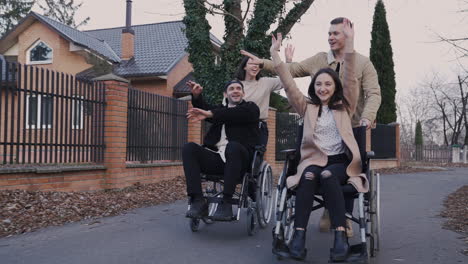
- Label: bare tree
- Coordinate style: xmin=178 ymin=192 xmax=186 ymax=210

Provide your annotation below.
xmin=437 ymin=0 xmax=468 ymax=58
xmin=397 ymin=86 xmax=438 ymax=145
xmin=398 ymin=70 xmax=468 ymax=147
xmin=457 ymin=74 xmax=468 ymax=145
xmin=426 ymin=72 xmax=467 ymax=145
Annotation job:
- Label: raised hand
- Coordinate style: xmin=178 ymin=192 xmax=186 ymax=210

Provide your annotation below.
xmin=270 ymin=33 xmax=282 ymax=54
xmin=342 ymin=18 xmax=354 ymax=52
xmin=186 ymin=107 xmax=213 ymax=122
xmin=186 ymin=81 xmax=203 ymax=98
xmin=285 ymin=43 xmax=295 ymax=63
xmin=240 ymin=50 xmax=263 ymax=65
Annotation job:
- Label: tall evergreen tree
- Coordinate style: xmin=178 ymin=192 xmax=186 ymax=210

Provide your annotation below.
xmin=0 ymin=0 xmax=35 ymax=37
xmin=38 ymin=0 xmax=89 ymax=28
xmin=415 ymin=120 xmax=423 ymax=160
xmin=183 ymin=0 xmax=315 ymax=105
xmin=415 ymin=120 xmax=423 ymax=146
xmin=370 ymin=0 xmax=397 ymax=123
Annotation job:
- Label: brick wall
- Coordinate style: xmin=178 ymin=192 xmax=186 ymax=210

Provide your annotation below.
xmin=0 ymin=82 xmax=282 ymax=192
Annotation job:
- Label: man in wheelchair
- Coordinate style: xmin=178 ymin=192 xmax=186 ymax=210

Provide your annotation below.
xmin=183 ymin=80 xmax=260 ymax=221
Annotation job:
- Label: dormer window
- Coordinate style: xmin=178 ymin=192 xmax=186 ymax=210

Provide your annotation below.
xmin=27 ymin=40 xmax=53 ymax=64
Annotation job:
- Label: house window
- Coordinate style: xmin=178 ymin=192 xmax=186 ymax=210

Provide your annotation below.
xmin=26 ymin=94 xmax=53 ymax=129
xmin=27 ymin=41 xmax=53 ymax=64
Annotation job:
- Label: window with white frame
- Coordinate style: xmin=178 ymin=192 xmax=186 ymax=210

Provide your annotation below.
xmin=27 ymin=40 xmax=53 ymax=64
xmin=26 ymin=94 xmax=53 ymax=129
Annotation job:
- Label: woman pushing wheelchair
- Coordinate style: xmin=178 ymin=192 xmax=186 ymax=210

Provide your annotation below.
xmin=249 ymin=19 xmax=369 ymax=261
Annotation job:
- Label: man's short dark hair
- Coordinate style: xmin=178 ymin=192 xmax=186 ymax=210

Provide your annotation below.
xmin=223 ymin=80 xmax=244 ymax=92
xmin=330 ymin=17 xmax=345 ymax=25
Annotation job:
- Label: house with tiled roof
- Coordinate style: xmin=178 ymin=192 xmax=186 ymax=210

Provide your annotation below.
xmin=0 ymin=6 xmax=221 ymax=98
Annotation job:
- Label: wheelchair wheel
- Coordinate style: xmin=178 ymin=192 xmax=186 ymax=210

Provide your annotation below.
xmin=247 ymin=207 xmax=258 ymax=236
xmin=256 ymin=162 xmax=274 ymax=228
xmin=189 ymin=218 xmax=200 ymax=232
xmin=368 ymin=171 xmax=381 ymax=256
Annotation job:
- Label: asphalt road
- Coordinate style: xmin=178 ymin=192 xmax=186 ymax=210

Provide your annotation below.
xmin=0 ymin=168 xmax=467 ymax=264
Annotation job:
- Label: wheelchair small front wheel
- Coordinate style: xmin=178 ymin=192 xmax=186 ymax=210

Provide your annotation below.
xmin=247 ymin=207 xmax=258 ymax=236
xmin=189 ymin=218 xmax=200 ymax=232
xmin=202 ymin=202 xmax=218 ymax=225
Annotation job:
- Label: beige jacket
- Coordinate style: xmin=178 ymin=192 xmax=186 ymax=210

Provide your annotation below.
xmin=264 ymin=51 xmax=381 ymax=127
xmin=271 ymin=51 xmax=369 ymax=193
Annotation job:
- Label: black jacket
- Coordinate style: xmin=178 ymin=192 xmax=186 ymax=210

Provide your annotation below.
xmin=192 ymin=95 xmax=260 ymax=156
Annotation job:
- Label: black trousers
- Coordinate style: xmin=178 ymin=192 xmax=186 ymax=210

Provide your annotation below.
xmin=294 ymin=154 xmax=349 ymax=229
xmin=182 ymin=142 xmax=250 ymax=198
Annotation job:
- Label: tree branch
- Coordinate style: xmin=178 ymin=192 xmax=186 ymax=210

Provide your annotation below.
xmin=275 ymin=0 xmax=315 ymax=36
xmin=197 ymin=0 xmax=242 ymax=23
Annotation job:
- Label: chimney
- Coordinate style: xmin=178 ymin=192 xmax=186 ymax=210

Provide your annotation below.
xmin=121 ymin=0 xmax=134 ymax=60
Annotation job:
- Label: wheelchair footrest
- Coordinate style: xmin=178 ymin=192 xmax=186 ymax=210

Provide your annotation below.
xmin=206 ymin=197 xmax=239 ymax=205
xmin=272 ymin=235 xmax=289 ymax=258
xmin=346 ymin=243 xmax=368 ymax=263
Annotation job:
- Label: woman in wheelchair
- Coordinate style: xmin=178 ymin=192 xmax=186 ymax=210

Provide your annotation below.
xmin=268 ymin=19 xmax=369 ymax=262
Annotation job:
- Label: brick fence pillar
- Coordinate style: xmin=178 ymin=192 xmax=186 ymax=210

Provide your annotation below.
xmin=93 ymin=74 xmax=130 ymax=189
xmin=187 ymin=101 xmax=202 ymax=144
xmin=463 ymin=145 xmax=468 ymax=164
xmin=452 ymin=145 xmax=461 ymax=163
xmin=395 ymin=123 xmax=401 ymax=166
xmin=265 ymin=108 xmax=277 ymax=166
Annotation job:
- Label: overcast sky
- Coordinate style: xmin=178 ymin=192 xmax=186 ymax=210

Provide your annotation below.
xmin=32 ymin=0 xmax=467 ymax=97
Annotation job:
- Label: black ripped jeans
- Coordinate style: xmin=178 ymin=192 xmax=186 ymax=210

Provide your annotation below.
xmin=294 ymin=153 xmax=349 ymax=229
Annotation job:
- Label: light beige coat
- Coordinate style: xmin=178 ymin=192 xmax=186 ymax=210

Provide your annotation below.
xmin=271 ymin=51 xmax=369 ymax=193
xmin=264 ymin=51 xmax=381 ymax=127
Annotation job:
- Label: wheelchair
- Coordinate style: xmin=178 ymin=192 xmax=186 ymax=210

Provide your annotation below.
xmin=188 ymin=145 xmax=275 ymax=236
xmin=272 ymin=123 xmax=381 ymax=263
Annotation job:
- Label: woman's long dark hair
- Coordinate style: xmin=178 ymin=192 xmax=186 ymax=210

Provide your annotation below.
xmin=308 ymin=68 xmax=350 ymax=116
xmin=235 ymin=55 xmax=262 ymax=81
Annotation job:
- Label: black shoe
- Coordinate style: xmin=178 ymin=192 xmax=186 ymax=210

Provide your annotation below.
xmin=330 ymin=230 xmax=350 ymax=262
xmin=211 ymin=200 xmax=234 ymax=221
xmin=186 ymin=197 xmax=208 ymax=219
xmin=288 ymin=229 xmax=307 ymax=260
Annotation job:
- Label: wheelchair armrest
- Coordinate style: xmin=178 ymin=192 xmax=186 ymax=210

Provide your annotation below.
xmin=255 ymin=145 xmax=266 ymax=154
xmin=280 ymin=149 xmax=296 ymax=154
xmin=366 ymin=151 xmax=375 ymax=159
xmin=280 ymin=149 xmax=298 ymax=161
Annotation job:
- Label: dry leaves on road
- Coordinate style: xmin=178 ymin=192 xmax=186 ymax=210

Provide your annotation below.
xmin=0 ymin=176 xmax=187 ymax=238
xmin=440 ymin=185 xmax=468 ymax=256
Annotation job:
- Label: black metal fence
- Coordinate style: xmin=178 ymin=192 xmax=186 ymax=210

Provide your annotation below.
xmin=127 ymin=88 xmax=188 ymax=162
xmin=0 ymin=61 xmax=106 ymax=165
xmin=276 ymin=112 xmax=301 ymax=160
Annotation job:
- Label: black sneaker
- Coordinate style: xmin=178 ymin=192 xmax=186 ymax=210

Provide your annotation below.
xmin=186 ymin=197 xmax=208 ymax=219
xmin=211 ymin=200 xmax=234 ymax=221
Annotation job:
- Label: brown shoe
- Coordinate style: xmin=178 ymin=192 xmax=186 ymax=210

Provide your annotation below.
xmin=319 ymin=209 xmax=331 ymax=232
xmin=346 ymin=219 xmax=354 ymax=238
